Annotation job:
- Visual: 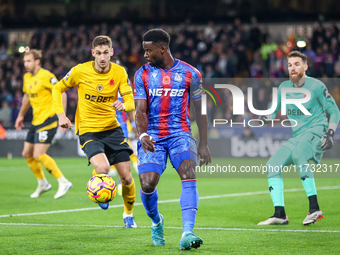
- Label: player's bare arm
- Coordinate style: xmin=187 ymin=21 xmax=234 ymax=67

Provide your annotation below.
xmin=15 ymin=93 xmax=31 ymax=130
xmin=135 ymin=99 xmax=156 ymax=154
xmin=57 ymin=92 xmax=68 ymax=133
xmin=193 ymin=99 xmax=211 ymax=166
xmin=62 ymin=92 xmax=67 ymax=114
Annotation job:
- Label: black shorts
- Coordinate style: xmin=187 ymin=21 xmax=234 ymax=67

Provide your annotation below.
xmin=25 ymin=115 xmax=58 ymax=144
xmin=79 ymin=127 xmax=133 ymax=165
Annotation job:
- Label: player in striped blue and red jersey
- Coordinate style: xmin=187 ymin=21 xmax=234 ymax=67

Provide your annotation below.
xmin=134 ymin=29 xmax=211 ymax=250
xmin=116 ymin=94 xmax=128 ymax=133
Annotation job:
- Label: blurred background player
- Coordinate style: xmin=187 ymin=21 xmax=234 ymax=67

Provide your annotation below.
xmin=52 ymin=35 xmax=137 ymax=228
xmin=258 ymin=51 xmax=340 ymax=226
xmin=135 ymin=29 xmax=211 ymax=249
xmin=108 ymin=89 xmax=138 ymax=195
xmin=106 ymin=57 xmax=139 ymax=196
xmin=15 ymin=49 xmax=72 ymax=199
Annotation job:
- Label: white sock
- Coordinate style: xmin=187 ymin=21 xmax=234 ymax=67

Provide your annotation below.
xmin=38 ymin=178 xmax=48 ymax=186
xmin=182 ymin=231 xmax=191 ymax=238
xmin=123 ymin=212 xmax=133 ymax=219
xmin=152 ymin=218 xmax=161 ymax=226
xmin=57 ymin=175 xmax=68 ymax=184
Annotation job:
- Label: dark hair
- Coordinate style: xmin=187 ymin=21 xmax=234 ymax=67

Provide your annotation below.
xmin=288 ymin=51 xmax=307 ymax=63
xmin=92 ymin=35 xmax=112 ymax=49
xmin=25 ymin=49 xmax=42 ymax=61
xmin=142 ymin=29 xmax=170 ymax=46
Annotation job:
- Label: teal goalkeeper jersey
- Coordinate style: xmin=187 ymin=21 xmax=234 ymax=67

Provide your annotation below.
xmin=270 ymin=75 xmax=340 ymax=137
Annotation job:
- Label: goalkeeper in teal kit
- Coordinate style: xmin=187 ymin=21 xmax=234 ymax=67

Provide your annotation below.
xmin=258 ymin=51 xmax=340 ymax=226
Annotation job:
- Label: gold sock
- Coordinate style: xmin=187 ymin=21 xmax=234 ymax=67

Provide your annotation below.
xmin=130 ymin=154 xmax=137 ymax=164
xmin=36 ymin=154 xmax=63 ymax=179
xmin=122 ymin=178 xmax=136 ymax=214
xmin=25 ymin=157 xmax=44 ymax=179
xmin=92 ymin=169 xmax=97 ymax=176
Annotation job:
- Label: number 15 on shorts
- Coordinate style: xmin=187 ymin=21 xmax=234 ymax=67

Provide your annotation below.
xmin=39 ymin=131 xmax=48 ymax=142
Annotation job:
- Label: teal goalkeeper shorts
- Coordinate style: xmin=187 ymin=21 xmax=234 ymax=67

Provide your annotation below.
xmin=283 ymin=126 xmax=326 ymax=164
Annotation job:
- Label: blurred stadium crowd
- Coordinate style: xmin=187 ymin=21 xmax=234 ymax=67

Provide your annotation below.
xmin=0 ymin=20 xmax=340 ymax=127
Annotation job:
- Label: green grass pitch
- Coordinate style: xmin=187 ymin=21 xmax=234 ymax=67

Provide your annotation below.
xmin=0 ymin=157 xmax=339 ymax=254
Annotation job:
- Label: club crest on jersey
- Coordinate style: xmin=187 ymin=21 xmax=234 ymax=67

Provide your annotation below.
xmin=110 ymin=79 xmax=114 ymax=86
xmin=96 ymin=84 xmax=104 ymax=92
xmin=152 ymin=73 xmax=157 ymax=78
xmin=162 ymin=76 xmax=171 ymax=84
xmin=50 ymin=77 xmax=57 ymax=85
xmin=175 ymin=73 xmax=182 ymax=81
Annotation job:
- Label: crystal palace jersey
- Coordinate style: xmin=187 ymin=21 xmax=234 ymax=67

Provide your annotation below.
xmin=116 ymin=80 xmax=132 ymax=126
xmin=23 ymin=68 xmax=58 ymax=126
xmin=134 ymin=59 xmax=203 ymax=138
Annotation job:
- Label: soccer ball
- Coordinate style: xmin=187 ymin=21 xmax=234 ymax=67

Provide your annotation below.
xmin=86 ymin=174 xmax=117 ymax=204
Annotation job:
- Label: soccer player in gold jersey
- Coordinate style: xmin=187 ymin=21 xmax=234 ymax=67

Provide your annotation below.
xmin=15 ymin=49 xmax=73 ymax=199
xmin=52 ymin=35 xmax=137 ymax=228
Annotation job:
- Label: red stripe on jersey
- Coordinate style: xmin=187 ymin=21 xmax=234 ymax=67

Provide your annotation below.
xmin=158 ymin=70 xmax=172 ymax=137
xmin=180 ymin=69 xmax=192 ymax=133
xmin=180 ymin=89 xmax=190 ymax=133
xmin=181 ymin=179 xmax=197 ymax=183
xmin=184 ymin=68 xmax=193 ymax=89
xmin=180 ymin=61 xmax=202 ymax=80
xmin=122 ymin=112 xmax=128 ymax=122
xmin=142 ymin=69 xmax=150 ymax=100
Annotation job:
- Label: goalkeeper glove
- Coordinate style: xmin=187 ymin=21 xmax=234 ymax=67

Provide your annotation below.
xmin=259 ymin=115 xmax=271 ymax=125
xmin=320 ymin=129 xmax=334 ymax=150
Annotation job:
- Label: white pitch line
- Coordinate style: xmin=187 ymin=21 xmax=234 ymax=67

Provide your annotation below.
xmin=199 ymin=185 xmax=340 ymax=200
xmin=0 ymin=164 xmax=83 ymax=171
xmin=0 ymin=223 xmax=339 ymax=233
xmin=0 ymin=203 xmax=143 ymax=218
xmin=0 ymin=186 xmax=339 ymax=218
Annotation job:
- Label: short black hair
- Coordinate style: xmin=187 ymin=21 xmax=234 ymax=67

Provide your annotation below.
xmin=142 ymin=29 xmax=170 ymax=46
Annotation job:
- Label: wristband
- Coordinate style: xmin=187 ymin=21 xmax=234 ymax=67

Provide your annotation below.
xmin=131 ymin=121 xmax=136 ymax=128
xmin=139 ymin=133 xmax=148 ymax=140
xmin=139 ymin=132 xmax=152 ymax=141
xmin=121 ymin=104 xmax=126 ymax=111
